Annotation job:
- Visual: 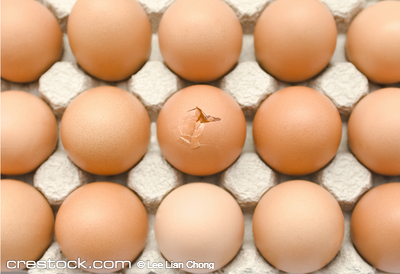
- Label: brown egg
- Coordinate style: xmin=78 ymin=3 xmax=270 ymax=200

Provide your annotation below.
xmin=1 ymin=0 xmax=63 ymax=83
xmin=158 ymin=0 xmax=242 ymax=82
xmin=348 ymin=88 xmax=400 ymax=176
xmin=1 ymin=179 xmax=54 ymax=272
xmin=253 ymin=180 xmax=344 ymax=273
xmin=1 ymin=91 xmax=58 ymax=175
xmin=254 ymin=0 xmax=337 ymax=82
xmin=352 ymin=183 xmax=400 ymax=273
xmin=253 ymin=86 xmax=342 ymax=175
xmin=61 ymin=86 xmax=150 ymax=175
xmin=157 ymin=85 xmax=246 ymax=176
xmin=155 ymin=183 xmax=244 ymax=273
xmin=55 ymin=182 xmax=148 ymax=273
xmin=68 ymin=0 xmax=151 ymax=81
xmin=346 ymin=1 xmax=400 ymax=84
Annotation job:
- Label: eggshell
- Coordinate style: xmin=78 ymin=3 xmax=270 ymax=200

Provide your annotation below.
xmin=55 ymin=182 xmax=148 ymax=273
xmin=67 ymin=0 xmax=152 ymax=81
xmin=157 ymin=85 xmax=246 ymax=176
xmin=158 ymin=0 xmax=242 ymax=82
xmin=253 ymin=86 xmax=342 ymax=175
xmin=60 ymin=86 xmax=150 ymax=175
xmin=1 ymin=179 xmax=54 ymax=272
xmin=154 ymin=183 xmax=244 ymax=273
xmin=348 ymin=88 xmax=400 ymax=176
xmin=1 ymin=91 xmax=58 ymax=175
xmin=254 ymin=0 xmax=337 ymax=82
xmin=1 ymin=0 xmax=63 ymax=83
xmin=253 ymin=180 xmax=344 ymax=273
xmin=351 ymin=183 xmax=400 ymax=273
xmin=346 ymin=1 xmax=400 ymax=84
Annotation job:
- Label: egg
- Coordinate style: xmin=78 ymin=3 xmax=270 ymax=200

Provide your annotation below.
xmin=55 ymin=182 xmax=148 ymax=273
xmin=346 ymin=1 xmax=400 ymax=84
xmin=351 ymin=183 xmax=400 ymax=273
xmin=1 ymin=0 xmax=63 ymax=83
xmin=1 ymin=179 xmax=54 ymax=272
xmin=1 ymin=91 xmax=58 ymax=175
xmin=254 ymin=0 xmax=337 ymax=82
xmin=67 ymin=0 xmax=152 ymax=81
xmin=158 ymin=0 xmax=242 ymax=82
xmin=154 ymin=183 xmax=244 ymax=273
xmin=157 ymin=85 xmax=246 ymax=176
xmin=253 ymin=180 xmax=344 ymax=273
xmin=348 ymin=88 xmax=400 ymax=176
xmin=253 ymin=86 xmax=342 ymax=175
xmin=60 ymin=86 xmax=150 ymax=175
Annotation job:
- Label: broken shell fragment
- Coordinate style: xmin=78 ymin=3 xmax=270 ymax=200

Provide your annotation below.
xmin=179 ymin=107 xmax=221 ymax=149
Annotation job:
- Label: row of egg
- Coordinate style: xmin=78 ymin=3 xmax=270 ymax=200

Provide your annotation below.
xmin=2 ymin=84 xmax=400 ymax=177
xmin=2 ymin=178 xmax=400 ymax=273
xmin=2 ymin=0 xmax=400 ymax=85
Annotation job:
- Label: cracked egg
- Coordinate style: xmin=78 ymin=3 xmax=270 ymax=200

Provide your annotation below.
xmin=157 ymin=85 xmax=246 ymax=176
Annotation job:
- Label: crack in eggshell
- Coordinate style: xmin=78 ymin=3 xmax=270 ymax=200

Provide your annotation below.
xmin=178 ymin=107 xmax=221 ymax=149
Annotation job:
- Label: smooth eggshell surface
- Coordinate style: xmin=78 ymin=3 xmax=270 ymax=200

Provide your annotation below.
xmin=254 ymin=0 xmax=337 ymax=82
xmin=253 ymin=86 xmax=342 ymax=175
xmin=253 ymin=180 xmax=344 ymax=273
xmin=157 ymin=85 xmax=246 ymax=176
xmin=60 ymin=86 xmax=150 ymax=175
xmin=55 ymin=182 xmax=148 ymax=273
xmin=346 ymin=1 xmax=400 ymax=84
xmin=68 ymin=0 xmax=152 ymax=81
xmin=154 ymin=183 xmax=244 ymax=273
xmin=348 ymin=88 xmax=400 ymax=176
xmin=1 ymin=91 xmax=58 ymax=175
xmin=158 ymin=0 xmax=242 ymax=82
xmin=351 ymin=183 xmax=400 ymax=273
xmin=1 ymin=179 xmax=54 ymax=272
xmin=1 ymin=0 xmax=63 ymax=83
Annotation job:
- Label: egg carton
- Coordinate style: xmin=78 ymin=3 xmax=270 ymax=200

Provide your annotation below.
xmin=2 ymin=0 xmax=400 ymax=273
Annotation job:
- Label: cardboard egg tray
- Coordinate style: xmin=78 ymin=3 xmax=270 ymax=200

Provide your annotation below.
xmin=2 ymin=0 xmax=400 ymax=273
